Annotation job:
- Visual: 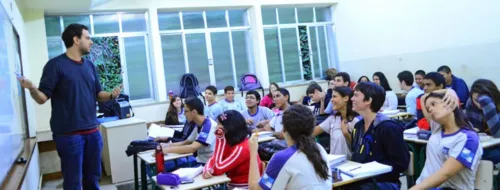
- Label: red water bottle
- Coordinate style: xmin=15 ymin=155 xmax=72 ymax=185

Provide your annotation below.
xmin=155 ymin=145 xmax=165 ymax=174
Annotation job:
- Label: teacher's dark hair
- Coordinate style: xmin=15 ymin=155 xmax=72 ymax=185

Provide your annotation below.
xmin=217 ymin=110 xmax=251 ymax=146
xmin=282 ymin=105 xmax=329 ymax=180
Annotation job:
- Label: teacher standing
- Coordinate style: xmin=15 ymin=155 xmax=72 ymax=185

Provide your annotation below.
xmin=19 ymin=24 xmax=120 ymax=190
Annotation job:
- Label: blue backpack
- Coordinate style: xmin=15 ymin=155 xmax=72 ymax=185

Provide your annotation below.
xmin=239 ymin=73 xmax=264 ymax=97
xmin=179 ymin=73 xmax=205 ymax=104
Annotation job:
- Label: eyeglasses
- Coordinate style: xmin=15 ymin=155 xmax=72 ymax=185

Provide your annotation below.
xmin=245 ymin=97 xmax=256 ymax=100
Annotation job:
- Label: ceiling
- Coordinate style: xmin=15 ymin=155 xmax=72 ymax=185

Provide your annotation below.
xmin=16 ymin=0 xmax=112 ymax=13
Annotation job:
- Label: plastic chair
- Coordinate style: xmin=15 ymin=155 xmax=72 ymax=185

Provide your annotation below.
xmin=475 ymin=160 xmax=493 ymax=190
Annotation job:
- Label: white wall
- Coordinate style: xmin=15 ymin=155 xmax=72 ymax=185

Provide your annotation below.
xmin=334 ymin=0 xmax=500 ymax=91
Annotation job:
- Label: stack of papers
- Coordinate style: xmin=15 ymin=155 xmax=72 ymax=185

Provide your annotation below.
xmin=339 ymin=161 xmax=392 ymax=178
xmin=404 ymin=127 xmax=419 ymax=136
xmin=256 ymin=131 xmax=274 ymax=139
xmin=172 ymin=166 xmax=203 ymax=182
xmin=327 ymin=154 xmax=347 ymax=168
xmin=148 ymin=124 xmax=175 ymax=138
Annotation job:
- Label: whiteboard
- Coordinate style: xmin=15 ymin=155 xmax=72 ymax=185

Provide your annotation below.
xmin=0 ymin=4 xmax=24 ymax=186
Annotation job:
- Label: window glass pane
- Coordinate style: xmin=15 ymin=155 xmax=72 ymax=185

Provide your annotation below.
xmin=211 ymin=32 xmax=233 ymax=89
xmin=228 ymin=10 xmax=247 ymax=27
xmin=161 ymin=35 xmax=186 ymax=94
xmin=206 ymin=11 xmax=227 ymax=28
xmin=318 ymin=26 xmax=330 ymax=73
xmin=280 ymin=28 xmax=301 ymax=81
xmin=93 ymin=14 xmax=119 ymax=34
xmin=297 ymin=7 xmax=314 ymax=23
xmin=186 ymin=33 xmax=210 ymax=89
xmin=261 ymin=8 xmax=277 ymax=25
xmin=45 ymin=16 xmax=62 ymax=37
xmin=63 ymin=15 xmax=91 ymax=33
xmin=47 ymin=40 xmax=63 ymax=59
xmin=315 ymin=7 xmax=331 ymax=22
xmin=124 ymin=36 xmax=151 ymax=100
xmin=232 ymin=31 xmax=251 ymax=81
xmin=264 ymin=29 xmax=282 ymax=83
xmin=278 ymin=8 xmax=296 ymax=24
xmin=309 ymin=26 xmax=321 ymax=78
xmin=158 ymin=12 xmax=181 ymax=31
xmin=182 ymin=11 xmax=204 ymax=29
xmin=121 ymin=13 xmax=147 ymax=32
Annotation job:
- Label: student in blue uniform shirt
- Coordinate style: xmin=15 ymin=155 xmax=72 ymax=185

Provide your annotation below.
xmin=220 ymin=86 xmax=246 ymax=112
xmin=240 ymin=90 xmax=274 ymax=131
xmin=345 ymin=82 xmax=409 ymax=190
xmin=204 ymin=85 xmax=224 ymax=120
xmin=305 ymin=83 xmax=326 ymax=116
xmin=438 ymin=65 xmax=469 ymax=105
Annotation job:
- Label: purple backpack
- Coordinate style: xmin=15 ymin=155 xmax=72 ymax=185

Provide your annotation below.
xmin=239 ymin=74 xmax=264 ymax=96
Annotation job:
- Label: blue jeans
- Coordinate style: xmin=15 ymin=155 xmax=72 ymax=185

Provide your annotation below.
xmin=53 ymin=130 xmax=103 ymax=190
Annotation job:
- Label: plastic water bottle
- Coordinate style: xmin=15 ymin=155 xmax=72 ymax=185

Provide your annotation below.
xmin=168 ymin=90 xmax=174 ymax=100
xmin=155 ymin=145 xmax=165 ymax=174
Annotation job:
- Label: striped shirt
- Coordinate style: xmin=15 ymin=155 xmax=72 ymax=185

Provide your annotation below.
xmin=466 ymin=95 xmax=500 ymax=137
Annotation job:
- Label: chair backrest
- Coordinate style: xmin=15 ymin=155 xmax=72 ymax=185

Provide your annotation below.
xmin=404 ymin=151 xmax=414 ymax=176
xmin=475 ymin=160 xmax=493 ymax=190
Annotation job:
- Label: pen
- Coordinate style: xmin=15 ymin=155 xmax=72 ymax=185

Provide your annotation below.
xmin=348 ymin=166 xmax=361 ymax=172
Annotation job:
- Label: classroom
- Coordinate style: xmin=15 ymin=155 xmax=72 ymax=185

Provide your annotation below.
xmin=1 ymin=0 xmax=500 ymax=189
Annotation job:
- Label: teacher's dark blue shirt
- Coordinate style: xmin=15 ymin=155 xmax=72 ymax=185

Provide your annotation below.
xmin=38 ymin=54 xmax=102 ymax=135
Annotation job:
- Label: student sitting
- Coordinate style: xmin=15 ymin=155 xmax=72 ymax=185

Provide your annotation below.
xmin=346 ymin=82 xmax=409 ymax=189
xmin=414 ymin=70 xmax=426 ymax=90
xmin=204 ymin=85 xmax=224 ymax=121
xmin=358 ymin=76 xmax=370 ymax=83
xmin=203 ymin=110 xmax=263 ymax=189
xmin=416 ymin=72 xmax=446 ymax=131
xmin=164 ymin=95 xmax=186 ymax=125
xmin=466 ymin=79 xmax=500 ymax=165
xmin=262 ymin=88 xmax=291 ymax=139
xmin=160 ymin=97 xmax=217 ymax=165
xmin=305 ymin=83 xmax=326 ymax=115
xmin=412 ymin=90 xmax=482 ymax=190
xmin=313 ymin=86 xmax=360 ymax=159
xmin=325 ymin=79 xmax=335 ymax=106
xmin=438 ymin=65 xmax=469 ymax=105
xmin=373 ymin=72 xmax=398 ymax=111
xmin=324 ymin=72 xmax=352 ymax=114
xmin=220 ymin=86 xmax=246 ymax=112
xmin=248 ymin=105 xmax=332 ymax=190
xmin=398 ymin=70 xmax=424 ymax=116
xmin=240 ymin=90 xmax=275 ymax=131
xmin=260 ymin=82 xmax=279 ymax=109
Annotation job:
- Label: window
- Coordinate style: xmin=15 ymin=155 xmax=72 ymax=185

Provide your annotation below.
xmin=158 ymin=9 xmax=253 ymax=93
xmin=43 ymin=13 xmax=154 ymax=101
xmin=262 ymin=7 xmax=336 ymax=83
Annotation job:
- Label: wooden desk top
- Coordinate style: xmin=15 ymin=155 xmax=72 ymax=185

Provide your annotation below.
xmin=153 ymin=174 xmax=230 ymax=190
xmin=138 ymin=150 xmax=193 ymax=164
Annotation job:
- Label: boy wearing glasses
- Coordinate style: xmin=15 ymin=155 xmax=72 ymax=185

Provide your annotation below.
xmin=240 ymin=90 xmax=274 ymax=131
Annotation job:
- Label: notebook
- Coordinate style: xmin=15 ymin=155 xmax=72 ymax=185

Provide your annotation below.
xmin=256 ymin=131 xmax=274 ymax=138
xmin=404 ymin=127 xmax=419 ymax=135
xmin=148 ymin=124 xmax=175 ymax=138
xmin=339 ymin=161 xmax=392 ymax=178
xmin=327 ymin=154 xmax=347 ymax=168
xmin=172 ymin=166 xmax=204 ymax=182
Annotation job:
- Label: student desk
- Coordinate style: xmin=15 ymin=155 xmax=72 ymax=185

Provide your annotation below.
xmin=332 ymin=161 xmax=392 ymax=188
xmin=404 ymin=135 xmax=500 ymax=183
xmin=134 ymin=150 xmax=193 ymax=190
xmin=258 ymin=136 xmax=276 ymax=143
xmin=152 ymin=174 xmax=230 ymax=190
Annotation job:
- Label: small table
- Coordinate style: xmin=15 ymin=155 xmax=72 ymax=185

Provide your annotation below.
xmin=258 ymin=136 xmax=276 ymax=143
xmin=332 ymin=161 xmax=392 ymax=188
xmin=134 ymin=151 xmax=193 ymax=190
xmin=152 ymin=174 xmax=231 ymax=190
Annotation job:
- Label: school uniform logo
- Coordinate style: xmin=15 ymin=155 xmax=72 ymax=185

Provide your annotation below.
xmin=199 ymin=132 xmax=208 ymax=139
xmin=260 ymin=173 xmax=275 ymax=188
xmin=459 ymin=148 xmax=474 ymax=163
xmin=442 ymin=147 xmax=450 ymax=155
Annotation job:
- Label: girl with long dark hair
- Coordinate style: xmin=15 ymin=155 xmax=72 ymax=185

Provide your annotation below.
xmin=412 ymin=90 xmax=482 ymax=190
xmin=260 ymin=82 xmax=279 ymax=109
xmin=466 ymin=79 xmax=500 ymax=165
xmin=313 ymin=86 xmax=359 ymax=159
xmin=248 ymin=105 xmax=332 ymax=189
xmin=203 ymin=110 xmax=262 ymax=189
xmin=164 ymin=95 xmax=186 ymax=125
xmin=358 ymin=76 xmax=370 ymax=83
xmin=373 ymin=72 xmax=398 ymax=110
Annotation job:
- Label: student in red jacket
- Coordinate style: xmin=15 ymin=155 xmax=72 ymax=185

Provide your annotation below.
xmin=203 ymin=110 xmax=262 ymax=189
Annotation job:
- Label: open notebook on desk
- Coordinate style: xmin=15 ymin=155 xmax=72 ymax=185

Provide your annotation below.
xmin=149 ymin=124 xmax=175 ymax=138
xmin=337 ymin=161 xmax=392 ymax=178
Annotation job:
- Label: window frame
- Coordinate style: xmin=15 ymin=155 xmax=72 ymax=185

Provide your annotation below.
xmin=43 ymin=12 xmax=156 ymax=103
xmin=158 ymin=9 xmax=254 ymax=92
xmin=261 ymin=6 xmax=336 ymax=84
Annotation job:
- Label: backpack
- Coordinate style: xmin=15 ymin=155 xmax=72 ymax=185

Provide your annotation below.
xmin=257 ymin=139 xmax=287 ymax=161
xmin=239 ymin=74 xmax=265 ymax=97
xmin=179 ymin=73 xmax=206 ymax=104
xmin=98 ymin=94 xmax=134 ymax=119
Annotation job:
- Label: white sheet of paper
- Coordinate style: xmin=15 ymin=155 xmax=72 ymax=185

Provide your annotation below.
xmin=148 ymin=124 xmax=175 ymax=138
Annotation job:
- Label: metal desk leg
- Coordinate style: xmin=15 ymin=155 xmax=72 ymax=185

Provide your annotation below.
xmin=141 ymin=160 xmax=148 ymax=190
xmin=134 ymin=154 xmax=139 ymax=190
